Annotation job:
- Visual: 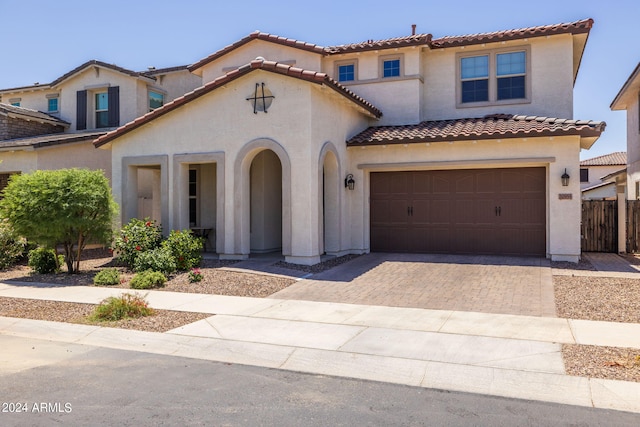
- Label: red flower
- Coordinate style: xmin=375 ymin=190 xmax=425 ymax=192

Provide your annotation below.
xmin=179 ymin=256 xmax=184 ymax=261
xmin=135 ymin=245 xmax=141 ymax=251
xmin=145 ymin=221 xmax=152 ymax=227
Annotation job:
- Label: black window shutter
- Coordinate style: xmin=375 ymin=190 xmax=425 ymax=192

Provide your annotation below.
xmin=76 ymin=90 xmax=87 ymax=130
xmin=108 ymin=86 xmax=120 ymax=127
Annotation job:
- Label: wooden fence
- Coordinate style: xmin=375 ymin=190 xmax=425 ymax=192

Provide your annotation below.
xmin=581 ymin=200 xmax=617 ymax=252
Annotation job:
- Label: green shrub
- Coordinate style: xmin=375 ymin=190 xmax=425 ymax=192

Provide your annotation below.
xmin=130 ymin=270 xmax=167 ymax=289
xmin=162 ymin=229 xmax=203 ymax=271
xmin=28 ymin=247 xmax=63 ymax=274
xmin=112 ymin=218 xmax=162 ymax=269
xmin=89 ymin=293 xmax=154 ymax=321
xmin=133 ymin=247 xmax=176 ymax=274
xmin=0 ymin=218 xmax=26 ymax=270
xmin=93 ymin=268 xmax=121 ymax=286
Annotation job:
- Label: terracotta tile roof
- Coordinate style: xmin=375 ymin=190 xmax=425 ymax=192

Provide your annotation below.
xmin=95 ymin=59 xmax=382 ymax=148
xmin=580 ymin=151 xmax=626 ymax=166
xmin=326 ymin=34 xmax=432 ymax=54
xmin=431 ymin=18 xmax=593 ymax=48
xmin=0 ymin=130 xmax=106 ymax=151
xmin=188 ymin=32 xmax=327 ymax=73
xmin=347 ymin=114 xmax=605 ymax=146
xmin=0 ymin=103 xmax=69 ymax=127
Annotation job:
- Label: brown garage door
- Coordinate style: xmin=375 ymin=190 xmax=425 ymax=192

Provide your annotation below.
xmin=370 ymin=168 xmax=545 ymax=256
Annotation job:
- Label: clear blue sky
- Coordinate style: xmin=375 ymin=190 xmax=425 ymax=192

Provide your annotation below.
xmin=0 ymin=0 xmax=636 ymax=160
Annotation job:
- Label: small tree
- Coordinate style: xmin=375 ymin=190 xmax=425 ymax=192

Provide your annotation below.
xmin=0 ymin=169 xmax=118 ymax=273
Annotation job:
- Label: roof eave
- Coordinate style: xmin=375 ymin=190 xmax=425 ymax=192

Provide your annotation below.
xmin=611 ymin=62 xmax=640 ymax=110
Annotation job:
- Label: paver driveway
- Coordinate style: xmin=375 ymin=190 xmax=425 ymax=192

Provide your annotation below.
xmin=270 ymin=253 xmax=555 ymax=317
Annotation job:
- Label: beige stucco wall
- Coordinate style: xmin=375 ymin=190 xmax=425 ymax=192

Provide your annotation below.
xmin=580 ymin=165 xmax=624 ymax=190
xmin=0 ymin=88 xmax=52 ymax=113
xmin=107 ymin=69 xmax=372 ymax=264
xmin=0 ymin=141 xmax=111 ymax=180
xmin=152 ymin=70 xmax=202 ymax=101
xmin=197 ymin=40 xmax=323 ymax=84
xmin=626 ymin=98 xmax=640 ymax=199
xmin=422 ymin=34 xmax=575 ymax=121
xmin=346 ymin=134 xmax=582 ymax=261
xmin=52 ymin=66 xmax=151 ymax=131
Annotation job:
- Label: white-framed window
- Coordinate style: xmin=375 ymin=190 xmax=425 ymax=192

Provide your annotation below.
xmin=95 ymin=92 xmax=109 ymax=128
xmin=457 ymin=47 xmax=530 ymax=107
xmin=189 ymin=168 xmax=198 ymax=227
xmin=46 ymin=94 xmax=59 ymax=113
xmin=149 ymin=90 xmax=164 ymax=111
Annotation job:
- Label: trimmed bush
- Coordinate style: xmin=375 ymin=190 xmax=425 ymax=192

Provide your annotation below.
xmin=133 ymin=247 xmax=176 ymax=274
xmin=130 ymin=270 xmax=167 ymax=289
xmin=112 ymin=218 xmax=162 ymax=269
xmin=28 ymin=247 xmax=63 ymax=274
xmin=93 ymin=268 xmax=121 ymax=286
xmin=0 ymin=218 xmax=26 ymax=270
xmin=89 ymin=293 xmax=154 ymax=321
xmin=162 ymin=229 xmax=203 ymax=271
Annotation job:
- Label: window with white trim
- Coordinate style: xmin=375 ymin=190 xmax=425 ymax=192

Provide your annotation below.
xmin=47 ymin=94 xmax=59 ymax=113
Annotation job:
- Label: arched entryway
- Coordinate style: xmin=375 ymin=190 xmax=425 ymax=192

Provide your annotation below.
xmin=250 ymin=149 xmax=282 ymax=253
xmin=319 ymin=143 xmax=341 ymax=255
xmin=234 ymin=138 xmax=292 ymax=257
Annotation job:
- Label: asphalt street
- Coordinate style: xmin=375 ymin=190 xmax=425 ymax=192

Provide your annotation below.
xmin=2 ymin=336 xmax=639 ymax=426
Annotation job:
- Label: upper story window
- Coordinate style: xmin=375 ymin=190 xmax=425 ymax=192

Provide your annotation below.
xmin=458 ymin=48 xmax=529 ymax=107
xmin=461 ymin=55 xmax=489 ymax=103
xmin=338 ymin=64 xmax=355 ymax=82
xmin=76 ymin=86 xmax=119 ymax=131
xmin=383 ymin=59 xmax=401 ymax=78
xmin=580 ymin=168 xmax=589 ymax=183
xmin=149 ymin=91 xmax=164 ymax=111
xmin=9 ymin=98 xmax=21 ymax=107
xmin=95 ymin=92 xmax=109 ymax=128
xmin=47 ymin=95 xmax=59 ymax=113
xmin=497 ymin=52 xmax=526 ymax=100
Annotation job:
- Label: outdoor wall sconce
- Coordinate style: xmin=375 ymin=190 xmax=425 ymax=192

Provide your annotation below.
xmin=344 ymin=174 xmax=355 ymax=190
xmin=561 ymin=168 xmax=570 ymax=187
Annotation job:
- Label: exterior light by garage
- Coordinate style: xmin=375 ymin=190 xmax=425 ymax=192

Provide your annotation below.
xmin=344 ymin=173 xmax=355 ymax=190
xmin=561 ymin=168 xmax=570 ymax=186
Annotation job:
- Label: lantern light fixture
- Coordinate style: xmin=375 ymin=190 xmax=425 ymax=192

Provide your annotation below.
xmin=344 ymin=174 xmax=355 ymax=190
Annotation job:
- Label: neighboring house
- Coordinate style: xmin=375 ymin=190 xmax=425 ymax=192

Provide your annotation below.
xmin=0 ymin=61 xmax=202 ymax=199
xmin=579 ymin=151 xmax=626 ymax=200
xmin=611 ymin=63 xmax=640 ymax=199
xmin=93 ymin=18 xmax=604 ymax=264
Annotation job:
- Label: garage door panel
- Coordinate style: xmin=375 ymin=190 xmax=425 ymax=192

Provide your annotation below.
xmin=454 ymin=173 xmax=475 ymax=194
xmin=428 ymin=200 xmax=452 ymax=224
xmin=475 ymin=170 xmax=497 ymax=194
xmin=432 ymin=175 xmax=452 ymax=194
xmin=370 ymin=168 xmax=545 ymax=256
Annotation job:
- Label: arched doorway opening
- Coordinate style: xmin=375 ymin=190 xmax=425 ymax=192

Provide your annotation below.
xmin=250 ymin=149 xmax=283 ymax=253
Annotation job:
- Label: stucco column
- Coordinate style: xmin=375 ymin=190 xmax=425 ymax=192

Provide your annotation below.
xmin=618 ymin=183 xmax=627 ymax=253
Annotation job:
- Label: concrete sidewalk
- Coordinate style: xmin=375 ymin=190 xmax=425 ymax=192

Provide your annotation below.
xmin=1 ymin=281 xmax=640 ymax=414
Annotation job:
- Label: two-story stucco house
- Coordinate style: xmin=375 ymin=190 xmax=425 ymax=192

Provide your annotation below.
xmin=0 ymin=61 xmax=202 ymax=200
xmin=611 ymin=63 xmax=640 ymax=200
xmin=92 ymin=18 xmax=604 ymax=264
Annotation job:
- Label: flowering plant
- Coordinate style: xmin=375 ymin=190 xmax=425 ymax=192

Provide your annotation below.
xmin=111 ymin=218 xmax=162 ymax=268
xmin=188 ymin=268 xmax=203 ymax=283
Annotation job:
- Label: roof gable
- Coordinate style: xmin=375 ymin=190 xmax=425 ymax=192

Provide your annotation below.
xmin=611 ymin=62 xmax=640 ymax=110
xmin=95 ymin=59 xmax=382 ymax=148
xmin=188 ymin=32 xmax=326 ymax=74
